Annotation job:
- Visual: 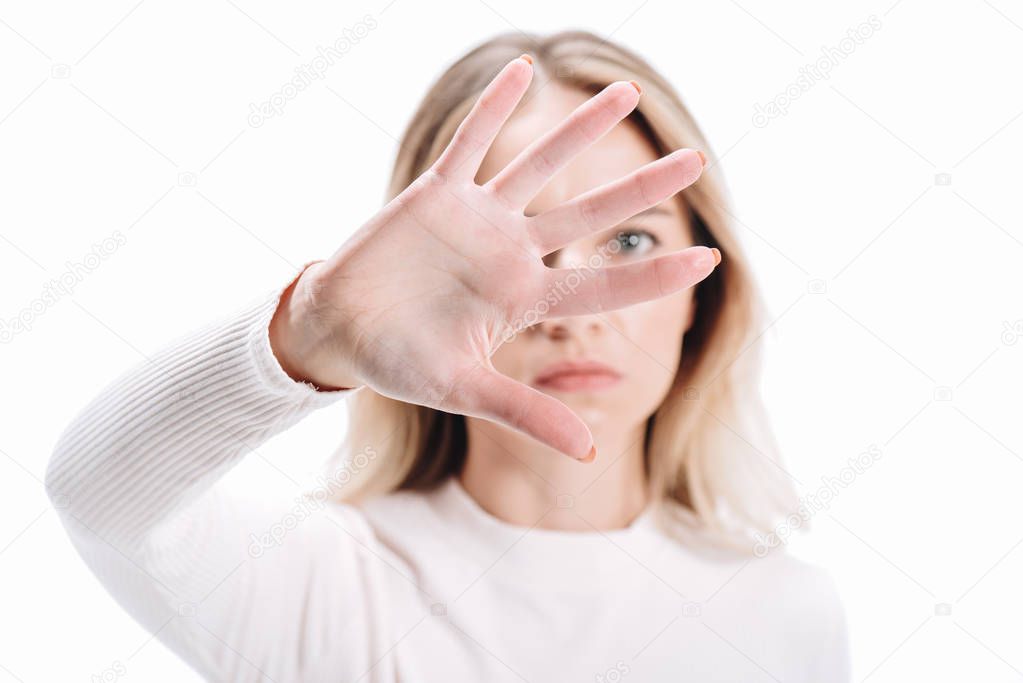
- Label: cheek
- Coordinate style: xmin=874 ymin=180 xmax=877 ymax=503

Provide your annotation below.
xmin=619 ymin=291 xmax=691 ymax=400
xmin=623 ymin=291 xmax=690 ymax=364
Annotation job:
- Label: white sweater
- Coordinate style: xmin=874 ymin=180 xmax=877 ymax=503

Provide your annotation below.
xmin=46 ymin=267 xmax=851 ymax=683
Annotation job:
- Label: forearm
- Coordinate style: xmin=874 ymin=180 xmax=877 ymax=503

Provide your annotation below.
xmin=45 ymin=262 xmax=350 ymax=555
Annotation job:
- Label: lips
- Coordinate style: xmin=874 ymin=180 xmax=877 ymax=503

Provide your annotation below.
xmin=532 ymin=359 xmax=623 ymax=392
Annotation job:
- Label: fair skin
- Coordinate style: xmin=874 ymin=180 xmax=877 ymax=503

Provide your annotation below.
xmin=463 ymin=82 xmax=702 ymax=530
xmin=270 ymin=55 xmax=720 ymax=530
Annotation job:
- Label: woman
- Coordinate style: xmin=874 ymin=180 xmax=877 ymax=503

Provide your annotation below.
xmin=47 ymin=30 xmax=850 ymax=682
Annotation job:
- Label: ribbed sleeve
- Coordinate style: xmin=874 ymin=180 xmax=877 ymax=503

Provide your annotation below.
xmin=45 ymin=261 xmax=347 ymax=552
xmin=42 ymin=263 xmax=369 ymax=681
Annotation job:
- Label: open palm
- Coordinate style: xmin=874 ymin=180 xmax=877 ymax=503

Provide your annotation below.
xmin=281 ymin=55 xmax=717 ymax=461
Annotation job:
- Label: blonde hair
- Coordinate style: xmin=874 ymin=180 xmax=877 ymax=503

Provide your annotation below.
xmin=328 ymin=30 xmax=798 ymax=552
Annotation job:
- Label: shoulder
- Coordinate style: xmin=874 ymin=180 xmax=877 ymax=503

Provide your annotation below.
xmin=746 ymin=552 xmax=851 ymax=671
xmin=773 ymin=553 xmax=851 ymax=678
xmin=705 ymin=544 xmax=847 ymax=625
xmin=647 ymin=509 xmax=852 ymax=680
xmin=752 ymin=549 xmax=841 ymax=593
xmin=653 ymin=508 xmax=849 ymax=641
xmin=657 ymin=505 xmax=847 ymax=616
xmin=656 ymin=507 xmax=843 ymax=603
xmin=704 ymin=548 xmax=850 ymax=680
xmin=346 ymin=484 xmax=451 ymax=544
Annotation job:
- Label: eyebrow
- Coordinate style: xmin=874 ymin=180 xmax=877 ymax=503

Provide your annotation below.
xmin=524 ymin=205 xmax=673 ymax=220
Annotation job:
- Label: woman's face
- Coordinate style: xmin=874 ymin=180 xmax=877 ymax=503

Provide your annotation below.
xmin=476 ymin=82 xmax=699 ymax=436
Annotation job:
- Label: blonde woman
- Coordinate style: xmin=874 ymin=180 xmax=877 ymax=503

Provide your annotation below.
xmin=47 ymin=31 xmax=850 ymax=682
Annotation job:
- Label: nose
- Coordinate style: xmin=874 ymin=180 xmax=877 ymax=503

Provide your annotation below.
xmin=534 ymin=314 xmax=606 ymax=341
xmin=535 ymin=248 xmax=611 ymax=340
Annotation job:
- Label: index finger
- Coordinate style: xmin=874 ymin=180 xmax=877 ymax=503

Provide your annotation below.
xmin=431 ymin=55 xmax=534 ymax=180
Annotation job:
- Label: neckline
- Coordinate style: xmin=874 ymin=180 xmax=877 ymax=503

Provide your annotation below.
xmin=444 ymin=475 xmax=656 ymax=536
xmin=427 ymin=476 xmax=666 ymax=588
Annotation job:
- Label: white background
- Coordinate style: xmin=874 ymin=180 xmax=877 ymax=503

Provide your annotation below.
xmin=2 ymin=0 xmax=1022 ymax=680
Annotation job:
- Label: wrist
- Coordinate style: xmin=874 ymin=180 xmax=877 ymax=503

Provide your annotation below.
xmin=269 ymin=261 xmax=362 ymax=392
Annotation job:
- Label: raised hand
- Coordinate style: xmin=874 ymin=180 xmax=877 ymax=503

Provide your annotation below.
xmin=270 ymin=55 xmax=718 ymax=461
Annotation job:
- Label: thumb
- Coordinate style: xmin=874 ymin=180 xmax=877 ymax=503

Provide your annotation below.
xmin=455 ymin=364 xmax=595 ymax=461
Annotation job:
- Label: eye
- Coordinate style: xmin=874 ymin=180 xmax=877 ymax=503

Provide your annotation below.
xmin=613 ymin=228 xmax=659 ymax=256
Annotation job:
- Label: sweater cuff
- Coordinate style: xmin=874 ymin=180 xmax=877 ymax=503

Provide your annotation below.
xmin=246 ymin=260 xmax=352 ymax=408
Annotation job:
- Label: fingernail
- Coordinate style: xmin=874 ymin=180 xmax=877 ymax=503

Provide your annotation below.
xmin=519 ymin=54 xmax=533 ymax=65
xmin=629 ymin=80 xmax=642 ymax=94
xmin=579 ymin=445 xmax=597 ymax=463
xmin=696 ymin=150 xmax=707 ymax=167
xmin=710 ymin=247 xmax=721 ymax=266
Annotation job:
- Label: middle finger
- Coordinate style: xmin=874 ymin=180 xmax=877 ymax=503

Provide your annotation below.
xmin=484 ymin=80 xmax=642 ymax=209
